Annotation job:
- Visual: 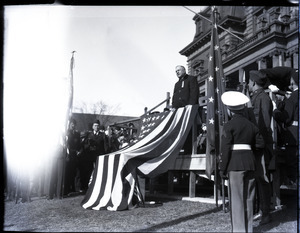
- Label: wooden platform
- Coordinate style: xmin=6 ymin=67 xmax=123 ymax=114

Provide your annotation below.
xmin=145 ymin=153 xmax=208 ymax=198
xmin=168 ymin=153 xmax=207 ymax=198
xmin=172 ymin=153 xmax=206 ymax=170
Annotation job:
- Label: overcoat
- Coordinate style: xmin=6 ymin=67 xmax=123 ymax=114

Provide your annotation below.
xmin=250 ymin=88 xmax=273 ymax=165
xmin=273 ymin=90 xmax=299 ymax=146
xmin=172 ymin=74 xmax=199 ymax=108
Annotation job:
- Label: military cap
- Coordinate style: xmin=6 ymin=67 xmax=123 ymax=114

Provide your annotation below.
xmin=249 ymin=70 xmax=267 ymax=86
xmin=260 ymin=66 xmax=298 ymax=90
xmin=221 ymin=91 xmax=250 ymax=110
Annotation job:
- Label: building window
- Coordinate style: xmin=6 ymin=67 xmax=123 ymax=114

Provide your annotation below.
xmin=192 ymin=59 xmax=204 ymax=76
xmin=194 ymin=19 xmax=203 ymax=38
xmin=259 ymin=16 xmax=268 ymax=28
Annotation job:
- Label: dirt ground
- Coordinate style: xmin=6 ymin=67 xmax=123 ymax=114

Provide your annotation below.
xmin=3 ymin=187 xmax=298 ymax=232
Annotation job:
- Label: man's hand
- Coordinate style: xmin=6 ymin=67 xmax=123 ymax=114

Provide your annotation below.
xmin=219 ymin=170 xmax=228 ymax=180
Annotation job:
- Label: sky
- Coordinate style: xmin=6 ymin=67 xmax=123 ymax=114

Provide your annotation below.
xmin=4 ymin=5 xmax=207 ymax=117
xmin=3 ymin=5 xmax=207 ymax=176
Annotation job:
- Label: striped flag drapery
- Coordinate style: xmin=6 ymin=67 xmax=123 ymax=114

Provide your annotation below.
xmin=205 ymin=7 xmax=228 ymax=179
xmin=81 ymin=105 xmax=199 ymax=211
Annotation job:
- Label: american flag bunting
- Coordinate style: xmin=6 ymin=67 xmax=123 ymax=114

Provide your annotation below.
xmin=81 ymin=105 xmax=199 ymax=211
xmin=205 ymin=7 xmax=228 ymax=179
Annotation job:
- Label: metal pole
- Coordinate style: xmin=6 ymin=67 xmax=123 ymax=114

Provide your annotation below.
xmin=222 ymin=178 xmax=225 ymax=211
xmin=214 ymin=152 xmax=219 ymax=207
xmin=166 ymin=92 xmax=170 ymax=108
xmin=142 ymin=95 xmax=171 ymax=116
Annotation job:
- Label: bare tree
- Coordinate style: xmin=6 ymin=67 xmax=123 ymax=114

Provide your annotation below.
xmin=91 ymin=101 xmax=108 ymax=115
xmin=73 ymin=100 xmax=123 ymax=128
xmin=74 ymin=101 xmax=120 ymax=115
xmin=92 ymin=101 xmax=121 ymax=126
xmin=73 ymin=101 xmax=89 ymax=113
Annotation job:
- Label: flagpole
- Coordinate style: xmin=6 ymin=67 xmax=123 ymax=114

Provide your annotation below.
xmin=182 ymin=6 xmax=244 ymax=42
xmin=204 ymin=5 xmax=229 ymax=208
xmin=212 ymin=6 xmax=219 ymax=209
xmin=61 ymin=51 xmax=76 ymax=198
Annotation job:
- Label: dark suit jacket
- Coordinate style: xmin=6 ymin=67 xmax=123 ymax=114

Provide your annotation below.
xmin=250 ymin=88 xmax=273 ymax=144
xmin=220 ymin=114 xmax=265 ymax=172
xmin=172 ymin=74 xmax=199 ymax=108
xmin=84 ymin=131 xmax=108 ymax=161
xmin=67 ymin=129 xmax=81 ymax=158
xmin=273 ymin=90 xmax=299 ymax=145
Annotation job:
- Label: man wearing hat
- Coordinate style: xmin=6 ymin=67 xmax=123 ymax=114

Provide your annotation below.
xmin=273 ymin=69 xmax=298 ymax=187
xmin=248 ymin=70 xmax=273 ymax=225
xmin=260 ymin=66 xmax=298 ymax=93
xmin=80 ymin=119 xmax=109 ymax=192
xmin=220 ymin=91 xmax=265 ymax=233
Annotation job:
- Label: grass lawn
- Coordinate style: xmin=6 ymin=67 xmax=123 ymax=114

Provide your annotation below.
xmin=3 ymin=184 xmax=298 ymax=232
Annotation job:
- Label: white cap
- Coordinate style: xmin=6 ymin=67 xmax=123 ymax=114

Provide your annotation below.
xmin=221 ymin=91 xmax=250 ymax=110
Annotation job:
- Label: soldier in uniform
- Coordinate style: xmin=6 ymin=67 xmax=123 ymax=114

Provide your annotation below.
xmin=220 ymin=91 xmax=265 ymax=233
xmin=248 ymin=70 xmax=273 ymax=225
xmin=273 ymin=69 xmax=298 ymax=187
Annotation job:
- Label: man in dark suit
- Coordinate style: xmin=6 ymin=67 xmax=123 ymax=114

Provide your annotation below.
xmin=171 ymin=65 xmax=200 ymax=156
xmin=249 ymin=70 xmax=273 ymax=225
xmin=171 ymin=65 xmax=199 ymax=109
xmin=220 ymin=91 xmax=265 ymax=233
xmin=273 ymin=69 xmax=298 ymax=186
xmin=80 ymin=119 xmax=109 ymax=192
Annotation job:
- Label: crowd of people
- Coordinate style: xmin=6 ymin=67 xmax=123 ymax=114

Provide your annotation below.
xmin=170 ymin=65 xmax=298 ymax=232
xmin=4 ymin=64 xmax=298 ymax=233
xmin=5 ymin=118 xmax=138 ymax=203
xmin=61 ymin=119 xmax=138 ymax=197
